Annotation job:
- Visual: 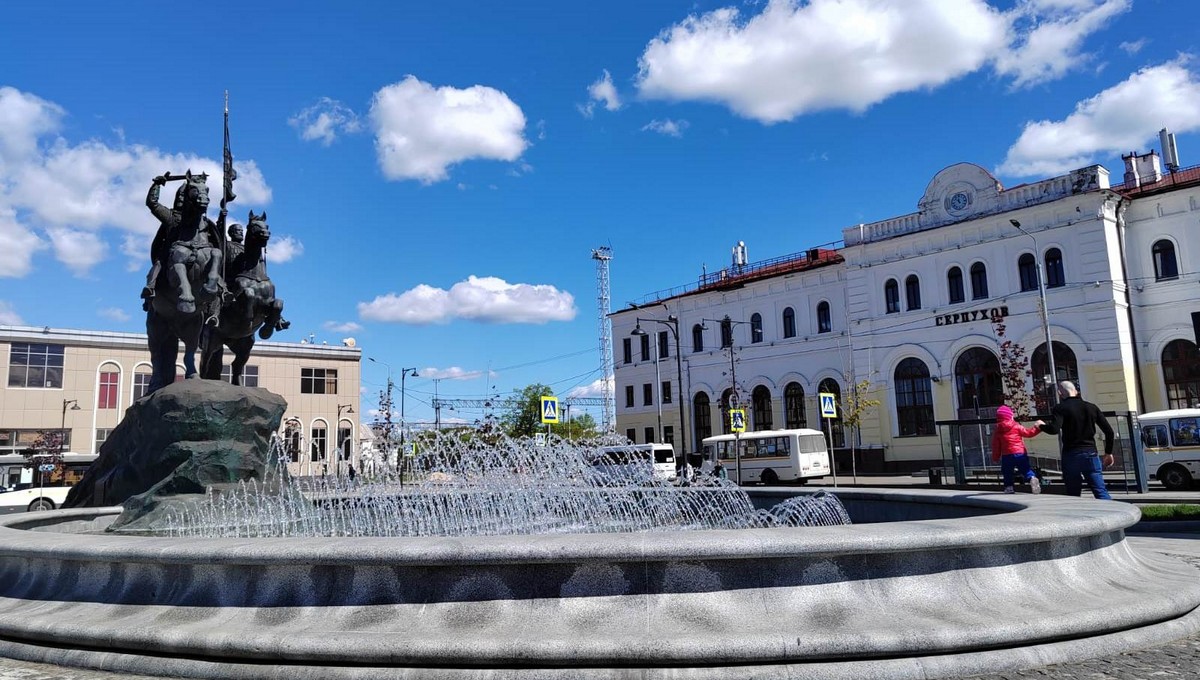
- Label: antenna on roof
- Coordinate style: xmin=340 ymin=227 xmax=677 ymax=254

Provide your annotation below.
xmin=1159 ymin=128 xmax=1181 ymax=172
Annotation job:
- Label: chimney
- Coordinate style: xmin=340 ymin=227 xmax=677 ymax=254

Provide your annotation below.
xmin=1122 ymin=151 xmax=1141 ymax=186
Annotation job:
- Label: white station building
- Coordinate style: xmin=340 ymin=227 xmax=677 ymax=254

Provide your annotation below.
xmin=613 ymin=135 xmax=1200 ymax=473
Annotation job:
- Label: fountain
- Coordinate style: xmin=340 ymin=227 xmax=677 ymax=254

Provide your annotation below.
xmin=0 ymin=430 xmax=1197 ymax=679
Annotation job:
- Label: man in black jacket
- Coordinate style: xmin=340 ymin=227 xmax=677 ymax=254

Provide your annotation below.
xmin=1039 ymin=381 xmax=1114 ymax=499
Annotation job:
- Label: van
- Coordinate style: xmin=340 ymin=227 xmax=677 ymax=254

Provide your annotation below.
xmin=1139 ymin=409 xmax=1200 ymax=490
xmin=594 ymin=444 xmax=677 ymax=484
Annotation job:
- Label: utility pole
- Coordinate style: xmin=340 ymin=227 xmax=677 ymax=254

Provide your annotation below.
xmin=592 ymin=247 xmax=615 ymax=432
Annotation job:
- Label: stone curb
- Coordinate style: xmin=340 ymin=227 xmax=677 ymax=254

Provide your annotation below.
xmin=1129 ymin=520 xmax=1200 ymax=533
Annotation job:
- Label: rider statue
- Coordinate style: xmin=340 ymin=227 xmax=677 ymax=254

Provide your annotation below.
xmin=226 ymin=222 xmax=245 ymax=261
xmin=141 ymin=171 xmax=225 ymax=316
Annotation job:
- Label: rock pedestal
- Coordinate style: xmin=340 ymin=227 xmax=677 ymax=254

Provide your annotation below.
xmin=64 ymin=379 xmax=288 ymax=532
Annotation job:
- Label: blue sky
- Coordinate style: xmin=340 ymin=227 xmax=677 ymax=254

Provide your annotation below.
xmin=2 ymin=0 xmax=1199 ymax=427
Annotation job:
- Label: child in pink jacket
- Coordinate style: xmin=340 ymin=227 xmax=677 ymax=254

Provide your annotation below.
xmin=991 ymin=405 xmax=1044 ymax=494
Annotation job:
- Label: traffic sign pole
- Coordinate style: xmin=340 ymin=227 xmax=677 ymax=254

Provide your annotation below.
xmin=818 ymin=392 xmax=838 ymax=487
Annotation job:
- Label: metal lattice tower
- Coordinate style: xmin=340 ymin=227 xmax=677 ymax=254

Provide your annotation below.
xmin=591 ymin=247 xmax=615 ymax=432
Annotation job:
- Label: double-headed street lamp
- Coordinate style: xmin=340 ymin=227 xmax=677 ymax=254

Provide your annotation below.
xmin=631 ymin=315 xmax=686 ymax=457
xmin=1009 ymin=219 xmax=1059 ymax=409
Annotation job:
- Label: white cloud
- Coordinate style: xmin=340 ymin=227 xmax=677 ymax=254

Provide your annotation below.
xmin=579 ymin=70 xmax=622 ymax=118
xmin=635 ymin=0 xmax=1125 ymax=123
xmin=289 ymin=97 xmax=363 ymax=146
xmin=0 ymin=86 xmax=273 ymax=277
xmin=420 ymin=366 xmax=488 ymax=381
xmin=0 ymin=205 xmax=44 ymax=277
xmin=323 ymin=320 xmax=363 ymax=333
xmin=999 ymin=59 xmax=1200 ymax=176
xmin=47 ymin=227 xmax=107 ymax=277
xmin=641 ymin=119 xmax=690 ymax=137
xmin=568 ymin=379 xmax=614 ymax=399
xmin=267 ymin=235 xmax=304 ymax=263
xmin=995 ymin=0 xmax=1130 ymax=89
xmin=369 ymin=76 xmax=528 ymax=184
xmin=636 ymin=0 xmax=1006 ymax=123
xmin=0 ymin=301 xmax=22 ymax=325
xmin=1119 ymin=38 xmax=1146 ymax=55
xmin=358 ymin=275 xmax=577 ymax=325
xmin=98 ymin=306 xmax=130 ymax=322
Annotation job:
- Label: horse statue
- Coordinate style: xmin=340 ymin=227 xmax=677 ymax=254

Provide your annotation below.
xmin=199 ymin=210 xmax=288 ymax=385
xmin=144 ymin=172 xmax=226 ymax=394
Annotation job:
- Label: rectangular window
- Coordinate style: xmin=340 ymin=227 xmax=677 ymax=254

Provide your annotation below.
xmin=0 ymin=429 xmax=71 ymax=455
xmin=1170 ymin=418 xmax=1200 ymax=447
xmin=301 ymin=368 xmax=338 ymax=394
xmin=94 ymin=428 xmax=113 ymax=453
xmin=658 ymin=331 xmax=669 ymax=359
xmin=639 ymin=335 xmax=650 ymax=361
xmin=626 ymin=428 xmax=636 ymax=443
xmin=661 ymin=381 xmax=672 ymax=404
xmin=625 ymin=385 xmax=635 ymax=408
xmin=622 ymin=338 xmax=632 ymax=364
xmin=337 ymin=426 xmax=353 ymax=460
xmin=7 ymin=343 xmax=65 ymax=389
xmin=1143 ymin=425 xmax=1169 ymax=448
xmin=644 ymin=427 xmax=655 ymax=444
xmin=133 ymin=372 xmax=152 ymax=400
xmin=310 ymin=427 xmax=327 ymax=462
xmin=664 ymin=426 xmax=674 ymax=444
xmin=220 ymin=364 xmax=259 ymax=387
xmin=98 ymin=371 xmax=119 ymax=409
xmin=643 ymin=383 xmax=653 ymax=406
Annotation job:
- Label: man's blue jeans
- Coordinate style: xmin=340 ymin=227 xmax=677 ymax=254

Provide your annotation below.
xmin=1061 ymin=447 xmax=1112 ymax=499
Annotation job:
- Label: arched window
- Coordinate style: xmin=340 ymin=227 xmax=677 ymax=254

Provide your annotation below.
xmin=1018 ymin=253 xmax=1038 ymax=292
xmin=905 ymin=275 xmax=921 ymax=310
xmin=310 ymin=421 xmax=328 ymax=463
xmin=784 ymin=382 xmax=807 ymax=429
xmin=895 ymin=358 xmax=934 ymax=436
xmin=1031 ymin=341 xmax=1079 ymax=411
xmin=751 ymin=385 xmax=772 ymax=430
xmin=692 ymin=324 xmax=704 ymax=352
xmin=970 ymin=262 xmax=989 ymax=299
xmin=750 ymin=313 xmax=764 ymax=343
xmin=693 ymin=392 xmax=712 ymax=442
xmin=1045 ymin=248 xmax=1065 ymax=288
xmin=817 ymin=378 xmax=845 ymax=448
xmin=337 ymin=420 xmax=354 ymax=461
xmin=816 ymin=301 xmax=831 ymax=334
xmin=719 ymin=388 xmax=736 ymax=434
xmin=1162 ymin=339 xmax=1200 ymax=409
xmin=884 ymin=279 xmax=900 ymax=313
xmin=720 ymin=318 xmax=733 ymax=348
xmin=97 ymin=362 xmax=121 ymax=410
xmin=782 ymin=307 xmax=796 ymax=338
xmin=954 ymin=347 xmax=1003 ymax=415
xmin=1153 ymin=239 xmax=1179 ymax=281
xmin=948 ymin=266 xmax=965 ymax=304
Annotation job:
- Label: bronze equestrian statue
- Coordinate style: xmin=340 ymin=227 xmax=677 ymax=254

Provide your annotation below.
xmin=199 ymin=210 xmax=289 ymax=385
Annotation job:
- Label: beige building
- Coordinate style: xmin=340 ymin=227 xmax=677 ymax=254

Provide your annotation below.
xmin=0 ymin=325 xmax=362 ymax=478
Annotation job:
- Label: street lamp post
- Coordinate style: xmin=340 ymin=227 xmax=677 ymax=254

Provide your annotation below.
xmin=1009 ymin=219 xmax=1059 ymax=410
xmin=631 ymin=316 xmax=687 ymax=457
xmin=399 ymin=367 xmax=419 ymax=476
xmin=52 ymin=399 xmax=80 ymax=489
xmin=336 ymin=403 xmax=354 ymax=477
xmin=702 ymin=315 xmax=749 ymax=484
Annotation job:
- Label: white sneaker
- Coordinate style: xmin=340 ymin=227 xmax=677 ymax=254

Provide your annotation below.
xmin=1029 ymin=476 xmax=1042 ymax=494
xmin=1003 ymin=486 xmax=1015 ymax=494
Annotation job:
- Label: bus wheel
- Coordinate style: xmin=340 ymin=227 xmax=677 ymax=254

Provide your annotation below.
xmin=760 ymin=469 xmax=778 ymax=486
xmin=27 ymin=498 xmax=55 ymax=513
xmin=1159 ymin=464 xmax=1193 ymax=491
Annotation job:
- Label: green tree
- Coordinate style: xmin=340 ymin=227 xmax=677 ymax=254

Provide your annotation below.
xmin=554 ymin=411 xmax=598 ymax=441
xmin=500 ymin=383 xmax=555 ymax=438
xmin=840 ymin=378 xmax=881 ymax=482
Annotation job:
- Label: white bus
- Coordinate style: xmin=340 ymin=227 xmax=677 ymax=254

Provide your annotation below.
xmin=701 ymin=429 xmax=830 ymax=485
xmin=595 ymin=444 xmax=677 ymax=484
xmin=1139 ymin=409 xmax=1200 ymax=491
xmin=0 ymin=452 xmax=97 ymax=513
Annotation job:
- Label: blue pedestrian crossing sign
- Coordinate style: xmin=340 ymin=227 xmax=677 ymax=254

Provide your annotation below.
xmin=729 ymin=409 xmax=746 ymax=433
xmin=540 ymin=396 xmax=559 ymax=424
xmin=819 ymin=392 xmax=838 ymax=419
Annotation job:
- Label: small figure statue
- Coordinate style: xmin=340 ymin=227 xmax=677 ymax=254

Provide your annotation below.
xmin=142 ymin=171 xmax=225 ymax=316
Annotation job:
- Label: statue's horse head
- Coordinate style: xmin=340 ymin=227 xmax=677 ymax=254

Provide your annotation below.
xmin=246 ymin=210 xmax=270 ymax=248
xmin=176 ymin=170 xmax=211 ymax=214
